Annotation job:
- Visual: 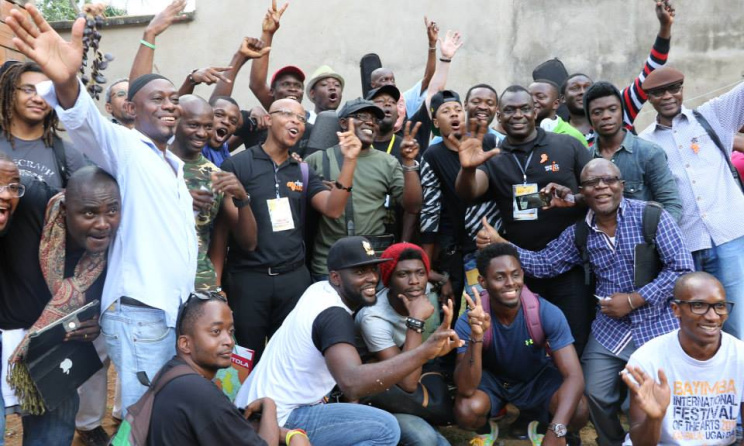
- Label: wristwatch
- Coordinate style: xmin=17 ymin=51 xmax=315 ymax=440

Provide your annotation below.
xmin=405 ymin=317 xmax=425 ymax=333
xmin=232 ymin=194 xmax=251 ymax=208
xmin=547 ymin=423 xmax=567 ymax=438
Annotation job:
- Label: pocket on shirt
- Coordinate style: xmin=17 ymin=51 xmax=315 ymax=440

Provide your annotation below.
xmin=624 ymin=181 xmax=644 ymax=199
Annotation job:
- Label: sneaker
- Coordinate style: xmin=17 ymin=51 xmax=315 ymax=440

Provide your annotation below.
xmin=76 ymin=426 xmax=110 ymax=446
xmin=527 ymin=420 xmax=544 ymax=446
xmin=469 ymin=419 xmax=499 ymax=446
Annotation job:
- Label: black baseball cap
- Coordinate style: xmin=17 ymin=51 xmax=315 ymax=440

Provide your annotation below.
xmin=430 ymin=90 xmax=461 ymax=136
xmin=365 ymin=85 xmax=401 ymax=102
xmin=327 ymin=236 xmax=391 ymax=272
xmin=337 ymin=98 xmax=385 ymax=120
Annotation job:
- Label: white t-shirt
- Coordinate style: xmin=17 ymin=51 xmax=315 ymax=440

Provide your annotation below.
xmin=626 ymin=330 xmax=744 ymax=445
xmin=355 ymin=288 xmax=407 ymax=356
xmin=234 ymin=281 xmax=354 ymax=426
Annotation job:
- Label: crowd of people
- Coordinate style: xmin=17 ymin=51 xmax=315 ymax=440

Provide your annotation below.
xmin=0 ymin=0 xmax=743 ymax=445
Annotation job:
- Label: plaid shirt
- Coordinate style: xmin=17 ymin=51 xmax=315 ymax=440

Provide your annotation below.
xmin=517 ymin=199 xmax=694 ymax=355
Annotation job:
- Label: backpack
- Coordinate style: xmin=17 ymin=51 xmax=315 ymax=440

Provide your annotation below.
xmin=109 ymin=364 xmax=196 ymax=446
xmin=574 ymin=201 xmax=663 ymax=287
xmin=479 ymin=286 xmax=548 ymax=353
xmin=51 ymin=136 xmax=71 ymax=188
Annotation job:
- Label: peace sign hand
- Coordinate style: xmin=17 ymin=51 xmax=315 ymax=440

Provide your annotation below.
xmin=262 ymin=0 xmax=289 ymax=35
xmin=449 ymin=119 xmax=500 ymax=170
xmin=400 ymin=121 xmax=422 ymax=163
xmin=422 ymin=299 xmax=464 ymax=359
xmin=464 ymin=287 xmax=491 ymax=339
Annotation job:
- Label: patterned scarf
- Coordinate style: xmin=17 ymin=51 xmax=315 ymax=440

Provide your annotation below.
xmin=7 ymin=192 xmax=107 ymax=414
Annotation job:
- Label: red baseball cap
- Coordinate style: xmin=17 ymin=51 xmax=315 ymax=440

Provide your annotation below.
xmin=271 ymin=66 xmax=305 ymax=86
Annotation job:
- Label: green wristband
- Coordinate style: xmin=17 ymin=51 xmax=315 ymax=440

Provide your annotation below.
xmin=140 ymin=39 xmax=156 ymax=50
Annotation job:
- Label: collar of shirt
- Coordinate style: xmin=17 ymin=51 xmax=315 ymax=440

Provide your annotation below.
xmin=251 ymin=144 xmax=298 ymax=167
xmin=592 ymin=129 xmax=636 ymax=158
xmin=584 ymin=198 xmax=628 ymax=246
xmin=500 ymin=127 xmax=548 ymax=153
xmin=651 ymin=105 xmax=694 ymax=131
xmin=138 ymin=130 xmax=184 ymax=174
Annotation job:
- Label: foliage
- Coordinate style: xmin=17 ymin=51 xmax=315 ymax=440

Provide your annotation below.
xmin=36 ymin=1 xmax=128 ymax=22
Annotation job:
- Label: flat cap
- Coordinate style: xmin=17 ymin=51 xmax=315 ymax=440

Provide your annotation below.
xmin=642 ymin=67 xmax=684 ymax=92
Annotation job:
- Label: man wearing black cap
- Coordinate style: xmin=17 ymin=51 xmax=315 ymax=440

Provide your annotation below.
xmin=420 ymin=89 xmax=502 ymax=314
xmin=639 ymin=66 xmax=744 ymax=341
xmin=235 ymin=236 xmax=463 ymax=445
xmin=6 ymin=7 xmax=199 ymax=414
xmin=455 ymin=85 xmax=594 ymax=355
xmin=305 ymin=99 xmax=422 ymax=280
xmin=367 ymin=85 xmax=405 ymax=161
xmin=584 ymin=81 xmax=682 ymax=221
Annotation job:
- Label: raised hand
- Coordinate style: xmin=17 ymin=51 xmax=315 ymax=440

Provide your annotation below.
xmin=423 ymin=299 xmax=465 ymax=359
xmin=191 ymin=66 xmax=232 ymax=86
xmin=262 ymin=0 xmax=289 ymax=35
xmin=476 ymin=216 xmax=505 ymax=249
xmin=622 ymin=366 xmax=670 ymax=421
xmin=464 ymin=287 xmax=491 ymax=339
xmin=655 ymin=0 xmax=675 ymax=28
xmin=337 ymin=119 xmax=363 ymax=160
xmin=398 ymin=293 xmax=435 ymax=322
xmin=449 ymin=119 xmax=499 ymax=169
xmin=400 ymin=121 xmax=422 ymax=164
xmin=6 ymin=5 xmax=84 ymax=86
xmin=211 ymin=171 xmax=249 ymax=201
xmin=239 ymin=37 xmax=271 ymax=59
xmin=145 ymin=0 xmax=187 ymax=39
xmin=439 ymin=30 xmax=464 ymax=60
xmin=424 ymin=16 xmax=439 ymax=47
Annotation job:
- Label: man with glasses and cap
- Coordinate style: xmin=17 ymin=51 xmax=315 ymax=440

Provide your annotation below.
xmin=235 ymin=236 xmax=463 ymax=445
xmin=622 ymin=272 xmax=744 ymax=446
xmin=478 ymin=158 xmax=694 ymax=445
xmin=639 ymin=66 xmax=744 ymax=342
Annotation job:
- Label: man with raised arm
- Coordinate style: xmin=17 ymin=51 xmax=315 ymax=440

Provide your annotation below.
xmin=6 ymin=4 xmax=198 ymax=414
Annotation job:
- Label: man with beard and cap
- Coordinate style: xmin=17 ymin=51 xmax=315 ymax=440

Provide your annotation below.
xmin=584 ymin=81 xmax=682 ymax=221
xmin=169 ymin=95 xmax=257 ymax=293
xmin=454 ymin=85 xmax=594 ymax=355
xmin=6 ymin=5 xmax=199 ymax=413
xmin=367 ymin=84 xmax=407 ymax=162
xmin=305 ymin=99 xmax=423 ymax=281
xmin=562 ymin=0 xmax=675 ymax=146
xmin=0 ymin=159 xmax=122 ymax=445
xmin=639 ymin=66 xmax=744 ymax=341
xmin=529 ymin=79 xmax=587 ymax=147
xmin=220 ymin=98 xmax=359 ymax=363
xmin=235 ymin=236 xmax=464 ymax=445
xmin=420 ymin=90 xmax=502 ymax=318
xmin=355 ymin=242 xmax=451 ymax=446
xmin=430 ymin=84 xmax=505 ymax=147
xmin=478 ymin=159 xmax=694 ymax=445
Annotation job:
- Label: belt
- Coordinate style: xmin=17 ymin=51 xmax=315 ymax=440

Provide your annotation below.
xmin=119 ymin=297 xmax=156 ymax=308
xmin=248 ymin=258 xmax=305 ymax=276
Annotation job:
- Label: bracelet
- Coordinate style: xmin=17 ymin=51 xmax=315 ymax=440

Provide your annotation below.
xmin=406 ymin=317 xmax=425 ymax=333
xmin=433 ymin=271 xmax=450 ymax=291
xmin=439 ymin=57 xmax=452 ymax=63
xmin=232 ymin=195 xmax=251 ymax=208
xmin=286 ymin=429 xmax=308 ymax=445
xmin=139 ymin=39 xmax=156 ymax=50
xmin=334 ymin=180 xmax=352 ymax=192
xmin=627 ymin=293 xmax=636 ymax=310
xmin=428 ymin=46 xmax=436 ymax=51
xmin=470 ymin=338 xmax=484 ymax=344
xmin=188 ymin=68 xmax=199 ymax=85
xmin=402 ymin=160 xmax=420 ymax=172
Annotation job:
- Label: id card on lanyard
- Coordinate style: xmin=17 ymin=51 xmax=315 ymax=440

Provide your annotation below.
xmin=267 ymin=160 xmax=296 ymax=232
xmin=511 ymin=151 xmax=538 ymax=221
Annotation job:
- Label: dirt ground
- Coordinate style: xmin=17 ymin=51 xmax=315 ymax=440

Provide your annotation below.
xmin=4 ymin=365 xmax=600 ymax=445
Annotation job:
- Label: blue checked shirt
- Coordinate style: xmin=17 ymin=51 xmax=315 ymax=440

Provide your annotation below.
xmin=517 ymin=199 xmax=694 ymax=355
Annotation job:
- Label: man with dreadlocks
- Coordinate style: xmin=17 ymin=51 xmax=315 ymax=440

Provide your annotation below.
xmin=0 ymin=61 xmax=85 ymax=189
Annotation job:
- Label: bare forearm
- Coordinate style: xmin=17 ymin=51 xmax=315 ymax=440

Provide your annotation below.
xmin=629 ymin=417 xmax=663 ymax=446
xmin=454 ymin=347 xmax=483 ymax=397
xmin=129 ymin=32 xmax=157 ymax=80
xmin=321 ymin=158 xmax=357 ymax=218
xmin=56 ymin=76 xmax=82 ymax=110
xmin=248 ymin=31 xmax=275 ymax=110
xmin=550 ymin=374 xmax=584 ymax=426
xmin=397 ymin=331 xmax=425 ymax=391
xmin=257 ymin=404 xmax=279 ymax=446
xmin=420 ymin=47 xmax=436 ymax=92
xmin=658 ymin=21 xmax=672 ymax=39
xmin=211 ymin=52 xmax=247 ymax=100
xmin=425 ymin=60 xmax=452 ymax=115
xmin=178 ymin=74 xmax=196 ymax=96
xmin=338 ymin=347 xmax=432 ymax=400
xmin=233 ymin=205 xmax=258 ymax=251
xmin=401 ymin=170 xmax=422 ymax=214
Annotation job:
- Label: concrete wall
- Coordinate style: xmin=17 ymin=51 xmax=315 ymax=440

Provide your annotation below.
xmin=57 ymin=0 xmax=744 ymax=132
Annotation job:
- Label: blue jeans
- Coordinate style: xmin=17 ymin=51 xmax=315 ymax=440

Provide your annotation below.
xmin=394 ymin=413 xmax=450 ymax=446
xmin=285 ymin=403 xmax=400 ymax=446
xmin=100 ymin=301 xmax=175 ymax=416
xmin=22 ymin=393 xmax=79 ymax=446
xmin=693 ymin=235 xmax=744 ymax=339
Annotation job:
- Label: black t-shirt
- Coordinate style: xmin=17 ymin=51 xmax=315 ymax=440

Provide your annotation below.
xmin=148 ymin=357 xmax=267 ymax=446
xmin=407 ymin=103 xmax=432 ymax=154
xmin=235 ymin=110 xmax=315 ymax=158
xmin=0 ymin=179 xmax=56 ymax=329
xmin=311 ymin=307 xmax=356 ymax=353
xmin=372 ymin=131 xmax=404 ymax=161
xmin=481 ymin=128 xmax=591 ymax=251
xmin=221 ymin=145 xmax=326 ymax=269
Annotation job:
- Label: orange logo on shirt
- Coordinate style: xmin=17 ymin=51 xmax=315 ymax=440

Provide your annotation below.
xmin=540 ymin=154 xmax=548 ymax=164
xmin=287 ymin=181 xmax=304 ymax=192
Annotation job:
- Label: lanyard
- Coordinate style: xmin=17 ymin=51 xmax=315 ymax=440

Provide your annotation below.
xmin=510 ymin=151 xmax=534 ymax=184
xmin=271 ymin=161 xmax=282 ymax=199
xmin=386 ymin=135 xmax=396 ymax=154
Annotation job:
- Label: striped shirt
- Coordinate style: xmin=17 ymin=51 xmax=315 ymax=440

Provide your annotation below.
xmin=639 ymin=82 xmax=744 ymax=252
xmin=517 ymin=199 xmax=694 ymax=354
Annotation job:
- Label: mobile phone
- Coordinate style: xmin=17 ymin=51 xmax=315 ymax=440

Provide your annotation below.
xmin=516 ymin=192 xmax=551 ymax=211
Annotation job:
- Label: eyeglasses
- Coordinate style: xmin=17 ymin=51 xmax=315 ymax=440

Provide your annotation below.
xmin=349 ymin=112 xmax=380 ymax=124
xmin=269 ymin=109 xmax=307 ymax=124
xmin=15 ymin=85 xmax=38 ymax=96
xmin=647 ymin=83 xmax=683 ymax=99
xmin=0 ymin=183 xmax=25 ymax=198
xmin=580 ymin=176 xmax=623 ymax=189
xmin=674 ymin=300 xmax=734 ymax=316
xmin=500 ymin=105 xmax=534 ymax=118
xmin=176 ymin=290 xmax=227 ymax=336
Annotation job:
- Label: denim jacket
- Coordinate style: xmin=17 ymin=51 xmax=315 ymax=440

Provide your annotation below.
xmin=592 ymin=130 xmax=682 ymax=222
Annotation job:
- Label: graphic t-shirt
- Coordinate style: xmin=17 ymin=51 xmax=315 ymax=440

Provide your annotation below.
xmin=182 ymin=155 xmax=223 ymax=291
xmin=627 ymin=330 xmax=744 ymax=445
xmin=0 ymin=135 xmax=85 ymax=189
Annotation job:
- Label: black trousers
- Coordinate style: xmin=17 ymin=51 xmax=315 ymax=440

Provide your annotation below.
xmin=524 ymin=266 xmax=594 ymax=357
xmin=224 ymin=265 xmax=312 ymax=363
